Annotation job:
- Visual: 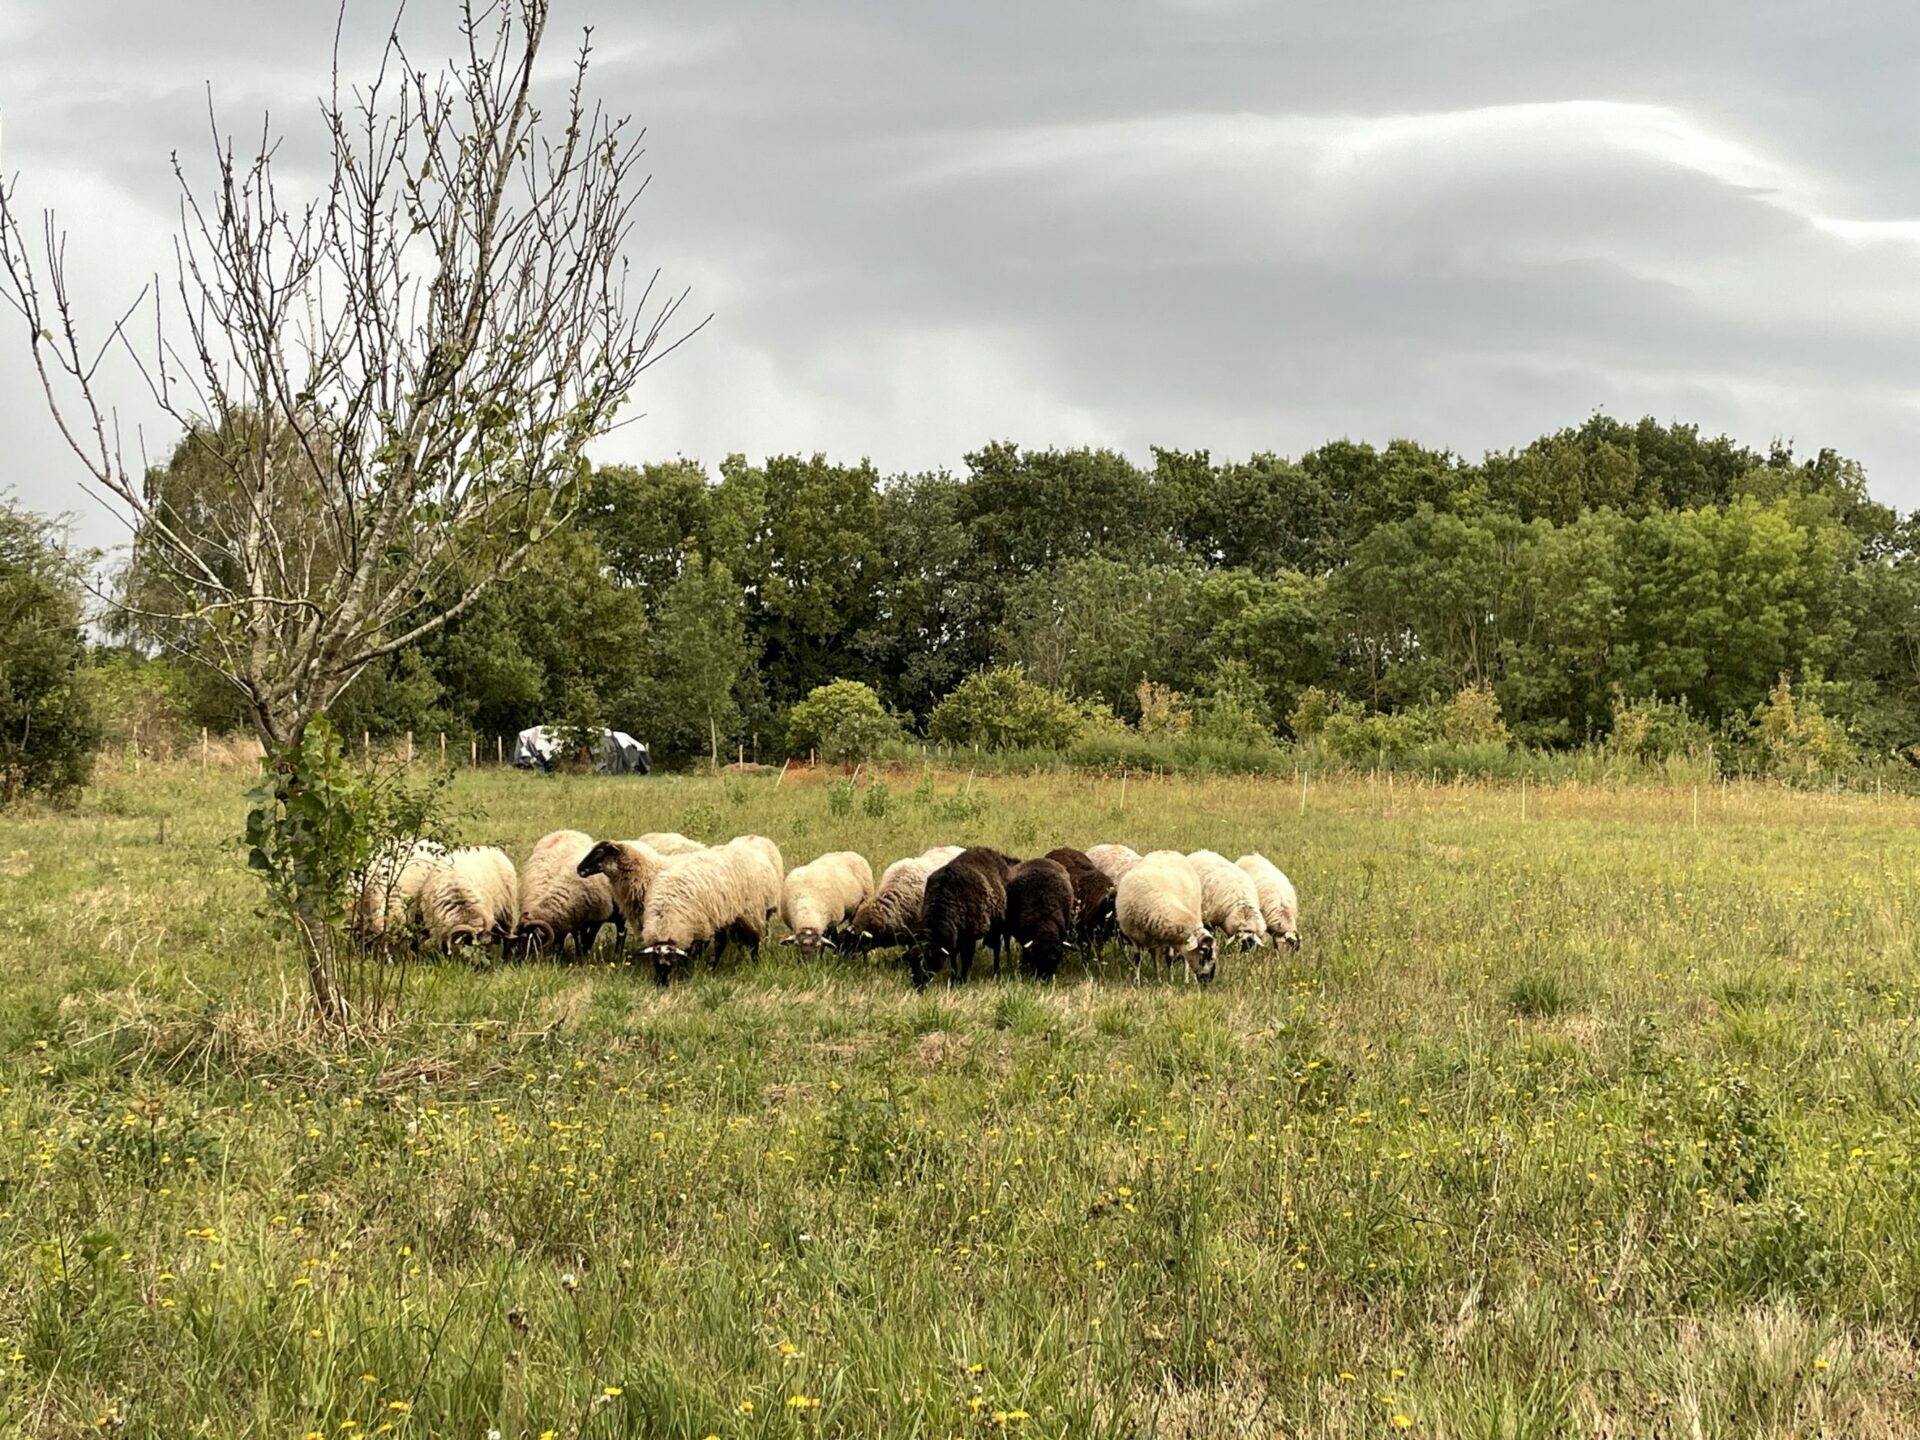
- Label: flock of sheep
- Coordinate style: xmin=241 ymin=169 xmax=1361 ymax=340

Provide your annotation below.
xmin=355 ymin=829 xmax=1300 ymax=988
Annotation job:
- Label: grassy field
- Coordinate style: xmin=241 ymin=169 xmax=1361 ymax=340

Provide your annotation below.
xmin=5 ymin=763 xmax=1920 ymax=1438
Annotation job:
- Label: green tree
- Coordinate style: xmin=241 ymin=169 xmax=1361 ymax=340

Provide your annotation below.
xmin=633 ymin=560 xmax=751 ymax=763
xmin=927 ymin=666 xmax=1099 ymax=751
xmin=1620 ymin=499 xmax=1848 ymax=723
xmin=737 ymin=454 xmax=885 ymax=705
xmin=581 ymin=460 xmax=713 ymax=598
xmin=0 ymin=498 xmax=101 ymax=801
xmin=785 ymin=679 xmax=901 ymax=765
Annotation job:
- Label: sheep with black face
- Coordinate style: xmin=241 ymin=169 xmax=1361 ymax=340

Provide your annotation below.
xmin=1004 ymin=857 xmax=1076 ymax=981
xmin=1116 ymin=849 xmax=1216 ymax=983
xmin=780 ymin=851 xmax=875 ymax=957
xmin=638 ymin=835 xmax=783 ymax=985
xmin=912 ymin=847 xmax=1013 ymax=988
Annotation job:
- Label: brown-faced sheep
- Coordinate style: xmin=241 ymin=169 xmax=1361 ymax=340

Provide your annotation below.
xmin=515 ymin=830 xmax=618 ymax=956
xmin=1236 ymin=853 xmax=1300 ymax=949
xmin=1005 ymin=857 xmax=1076 ymax=981
xmin=913 ymin=847 xmax=1014 ymax=988
xmin=850 ymin=845 xmax=964 ymax=951
xmin=638 ymin=839 xmax=783 ymax=985
xmin=1116 ymin=850 xmax=1216 ymax=983
xmin=1044 ymin=847 xmax=1117 ymax=950
xmin=1187 ymin=849 xmax=1269 ymax=949
xmin=575 ymin=839 xmax=670 ymax=929
xmin=780 ymin=851 xmax=876 ymax=957
xmin=418 ymin=846 xmax=518 ymax=950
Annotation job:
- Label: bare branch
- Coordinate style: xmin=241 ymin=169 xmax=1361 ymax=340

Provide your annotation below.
xmin=0 ymin=0 xmax=704 ymax=745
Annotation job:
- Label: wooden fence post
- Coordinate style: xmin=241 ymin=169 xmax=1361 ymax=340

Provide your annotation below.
xmin=406 ymin=731 xmax=414 ymax=766
xmin=497 ymin=735 xmax=504 ymax=765
xmin=201 ymin=727 xmax=209 ymax=772
xmin=439 ymin=732 xmax=446 ymax=767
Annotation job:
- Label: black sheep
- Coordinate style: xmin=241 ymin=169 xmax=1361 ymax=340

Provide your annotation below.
xmin=1044 ymin=847 xmax=1117 ymax=951
xmin=1005 ymin=858 xmax=1076 ymax=981
xmin=912 ymin=847 xmax=1013 ymax=987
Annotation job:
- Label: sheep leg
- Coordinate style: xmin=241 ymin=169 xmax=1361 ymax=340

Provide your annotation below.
xmin=955 ymin=938 xmax=976 ymax=985
xmin=614 ymin=909 xmax=627 ymax=957
xmin=906 ymin=942 xmax=933 ymax=991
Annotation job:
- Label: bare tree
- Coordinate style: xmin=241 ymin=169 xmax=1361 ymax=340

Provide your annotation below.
xmin=0 ymin=0 xmax=701 ymax=747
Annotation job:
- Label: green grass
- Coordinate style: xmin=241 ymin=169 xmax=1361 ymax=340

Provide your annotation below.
xmin=5 ymin=762 xmax=1920 ymax=1436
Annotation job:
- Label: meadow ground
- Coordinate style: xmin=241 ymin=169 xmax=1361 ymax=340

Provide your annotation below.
xmin=4 ymin=762 xmax=1920 ymax=1438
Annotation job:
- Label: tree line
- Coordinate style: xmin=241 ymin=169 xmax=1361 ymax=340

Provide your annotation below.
xmin=81 ymin=411 xmax=1909 ymax=774
xmin=7 ymin=410 xmax=1915 ymax=796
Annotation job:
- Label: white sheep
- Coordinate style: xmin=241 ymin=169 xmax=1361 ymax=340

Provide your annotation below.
xmin=418 ymin=846 xmax=519 ymax=949
xmin=354 ymin=840 xmax=447 ymax=944
xmin=1115 ymin=849 xmax=1216 ymax=983
xmin=638 ymin=837 xmax=783 ymax=983
xmin=516 ymin=829 xmax=618 ymax=956
xmin=1187 ymin=849 xmax=1269 ymax=949
xmin=1236 ymin=853 xmax=1300 ymax=949
xmin=851 ymin=845 xmax=964 ymax=949
xmin=638 ymin=831 xmax=707 ymax=857
xmin=780 ymin=851 xmax=876 ymax=956
xmin=1085 ymin=843 xmax=1143 ymax=885
xmin=727 ymin=833 xmax=786 ymax=900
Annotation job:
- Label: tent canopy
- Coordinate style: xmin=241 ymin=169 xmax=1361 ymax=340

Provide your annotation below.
xmin=511 ymin=726 xmax=651 ymax=775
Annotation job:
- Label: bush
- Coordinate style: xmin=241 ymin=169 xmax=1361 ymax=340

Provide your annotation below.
xmin=0 ymin=500 xmax=103 ymax=802
xmin=1438 ymin=684 xmax=1509 ymax=746
xmin=1190 ymin=659 xmax=1275 ymax=746
xmin=1607 ymin=689 xmax=1716 ymax=764
xmin=1318 ymin=703 xmax=1435 ymax=763
xmin=1134 ymin=680 xmax=1192 ymax=738
xmin=1286 ymin=686 xmax=1336 ymax=741
xmin=785 ymin=679 xmax=902 ymax=765
xmin=1752 ymin=673 xmax=1853 ymax=778
xmin=927 ymin=666 xmax=1105 ymax=751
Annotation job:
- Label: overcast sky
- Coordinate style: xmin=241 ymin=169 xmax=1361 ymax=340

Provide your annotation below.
xmin=4 ymin=0 xmax=1918 ymax=544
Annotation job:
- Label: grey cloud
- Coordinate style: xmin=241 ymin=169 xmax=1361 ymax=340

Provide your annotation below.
xmin=4 ymin=0 xmax=1918 ymax=545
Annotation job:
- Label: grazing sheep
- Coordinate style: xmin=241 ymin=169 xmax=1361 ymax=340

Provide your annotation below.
xmin=638 ymin=831 xmax=707 ymax=857
xmin=418 ymin=846 xmax=519 ymax=950
xmin=727 ymin=833 xmax=786 ymax=902
xmin=1004 ymin=858 xmax=1076 ymax=981
xmin=1236 ymin=853 xmax=1300 ymax=949
xmin=575 ymin=839 xmax=671 ymax=929
xmin=851 ymin=845 xmax=965 ymax=950
xmin=1187 ymin=849 xmax=1269 ymax=949
xmin=913 ymin=847 xmax=1014 ymax=988
xmin=354 ymin=840 xmax=447 ymax=944
xmin=638 ymin=839 xmax=784 ymax=985
xmin=780 ymin=851 xmax=876 ymax=956
xmin=1044 ymin=847 xmax=1117 ymax=950
xmin=1115 ymin=850 xmax=1216 ymax=983
xmin=1085 ymin=843 xmax=1143 ymax=885
xmin=516 ymin=830 xmax=618 ymax=956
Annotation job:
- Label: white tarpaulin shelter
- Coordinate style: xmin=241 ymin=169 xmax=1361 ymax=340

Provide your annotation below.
xmin=511 ymin=726 xmax=650 ymax=775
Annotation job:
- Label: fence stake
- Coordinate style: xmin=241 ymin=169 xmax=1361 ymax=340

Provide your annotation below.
xmin=365 ymin=730 xmax=371 ymax=760
xmin=439 ymin=732 xmax=446 ymax=766
xmin=776 ymin=759 xmax=790 ymax=788
xmin=1520 ymin=776 xmax=1527 ymax=821
xmin=497 ymin=735 xmax=504 ymax=765
xmin=1692 ymin=784 xmax=1699 ymax=830
xmin=1119 ymin=769 xmax=1128 ymax=812
xmin=471 ymin=736 xmax=478 ymax=767
xmin=739 ymin=742 xmax=745 ymax=768
xmin=201 ymin=727 xmax=209 ymax=772
xmin=1299 ymin=766 xmax=1308 ymax=814
xmin=406 ymin=731 xmax=414 ymax=766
